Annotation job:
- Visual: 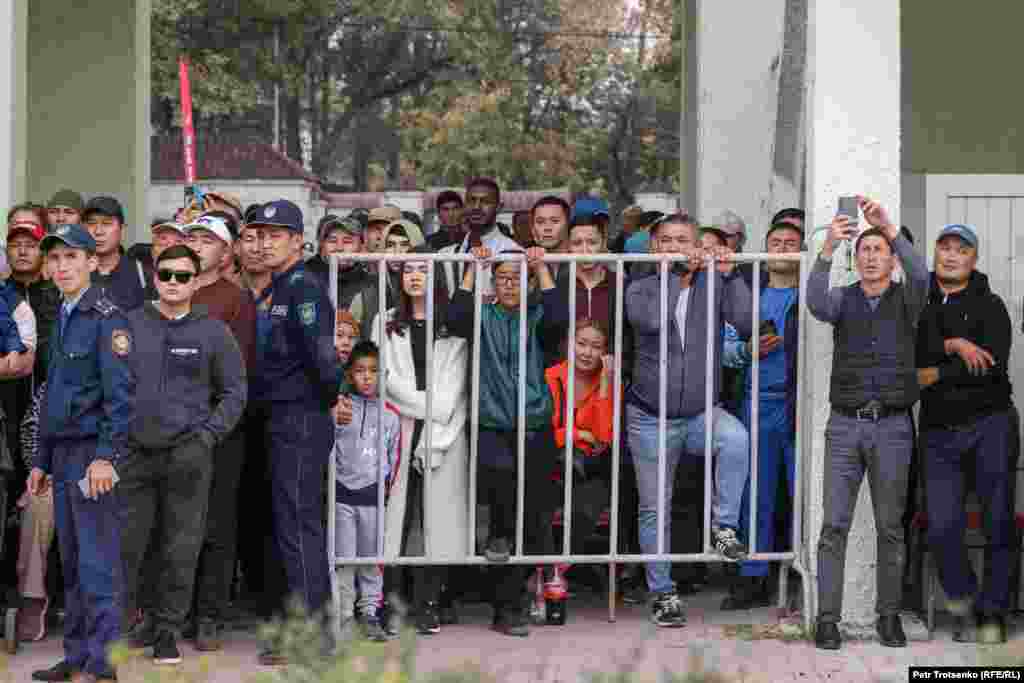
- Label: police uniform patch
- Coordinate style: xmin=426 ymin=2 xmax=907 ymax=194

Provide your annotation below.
xmin=298 ymin=302 xmax=316 ymax=326
xmin=111 ymin=329 xmax=132 ymax=356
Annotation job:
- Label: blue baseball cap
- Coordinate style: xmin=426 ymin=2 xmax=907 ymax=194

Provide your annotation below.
xmin=248 ymin=199 xmax=304 ymax=233
xmin=936 ymin=223 xmax=978 ymax=249
xmin=571 ymin=196 xmax=610 ymax=222
xmin=40 ymin=223 xmax=97 ymax=253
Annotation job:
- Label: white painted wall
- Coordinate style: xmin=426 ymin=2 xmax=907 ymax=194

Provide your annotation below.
xmin=150 ymin=180 xmax=321 ymax=244
xmin=804 ymin=0 xmax=902 ymax=628
xmin=694 ymin=0 xmax=802 ymax=246
xmin=0 ymin=0 xmax=17 ymax=214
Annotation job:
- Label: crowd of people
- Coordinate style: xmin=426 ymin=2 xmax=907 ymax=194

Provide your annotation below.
xmin=0 ymin=176 xmax=1014 ymax=681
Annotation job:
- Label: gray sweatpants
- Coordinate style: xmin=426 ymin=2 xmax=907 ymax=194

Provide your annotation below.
xmin=334 ymin=503 xmax=383 ymax=619
xmin=817 ymin=411 xmax=912 ymax=624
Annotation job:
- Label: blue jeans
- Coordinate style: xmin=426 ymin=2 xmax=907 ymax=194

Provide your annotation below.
xmin=738 ymin=395 xmax=795 ymax=577
xmin=627 ymin=403 xmax=750 ymax=595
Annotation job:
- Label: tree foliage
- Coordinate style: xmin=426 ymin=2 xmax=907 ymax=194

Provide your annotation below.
xmin=151 ymin=0 xmax=684 ymax=200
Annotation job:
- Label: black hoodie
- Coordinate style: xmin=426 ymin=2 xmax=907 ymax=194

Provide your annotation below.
xmin=305 ymin=254 xmax=373 ymax=310
xmin=124 ymin=302 xmax=247 ymax=450
xmin=915 ymin=270 xmax=1012 ymax=429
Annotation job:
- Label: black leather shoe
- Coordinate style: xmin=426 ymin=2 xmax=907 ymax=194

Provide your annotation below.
xmin=977 ymin=614 xmax=1008 ymax=645
xmin=31 ymin=660 xmax=77 ymax=681
xmin=814 ymin=621 xmax=841 ymax=650
xmin=876 ymin=614 xmax=907 ymax=647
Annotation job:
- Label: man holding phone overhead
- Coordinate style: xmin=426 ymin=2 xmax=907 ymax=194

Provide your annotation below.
xmin=807 ymin=197 xmax=928 ymax=651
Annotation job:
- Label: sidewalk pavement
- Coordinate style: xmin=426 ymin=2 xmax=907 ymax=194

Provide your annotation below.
xmin=3 ymin=587 xmax=1018 ymax=682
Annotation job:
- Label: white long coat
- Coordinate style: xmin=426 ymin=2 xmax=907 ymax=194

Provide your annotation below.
xmin=372 ymin=311 xmax=470 ymax=560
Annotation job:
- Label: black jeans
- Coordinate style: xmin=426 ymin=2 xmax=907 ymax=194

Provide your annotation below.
xmin=236 ymin=409 xmax=286 ymax=616
xmin=120 ymin=438 xmax=214 ymax=635
xmin=924 ymin=410 xmax=1018 ymax=615
xmin=477 ymin=428 xmax=556 ymax=609
xmin=194 ymin=424 xmax=247 ymax=622
xmin=403 ymin=468 xmax=444 ymax=606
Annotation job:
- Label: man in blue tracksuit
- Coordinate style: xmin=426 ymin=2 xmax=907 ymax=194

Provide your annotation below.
xmin=247 ymin=200 xmax=342 ymax=664
xmin=722 ymin=222 xmax=803 ymax=610
xmin=28 ymin=224 xmax=133 ymax=683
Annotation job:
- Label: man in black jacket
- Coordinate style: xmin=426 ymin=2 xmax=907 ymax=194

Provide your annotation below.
xmin=305 ymin=215 xmax=372 ymax=309
xmin=118 ymin=245 xmax=246 ymax=666
xmin=916 ymin=224 xmax=1015 ymax=644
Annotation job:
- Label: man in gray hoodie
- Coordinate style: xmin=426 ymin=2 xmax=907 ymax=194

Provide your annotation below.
xmin=118 ymin=244 xmax=246 ymax=666
xmin=625 ymin=213 xmax=753 ymax=628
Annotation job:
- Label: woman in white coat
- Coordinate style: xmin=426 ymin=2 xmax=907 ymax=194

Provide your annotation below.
xmin=371 ymin=256 xmax=470 ymax=636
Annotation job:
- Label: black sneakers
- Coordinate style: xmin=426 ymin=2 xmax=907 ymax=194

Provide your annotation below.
xmin=417 ymin=602 xmax=441 ymax=635
xmin=815 ymin=621 xmax=841 ymax=650
xmin=650 ymin=591 xmax=686 ymax=627
xmin=485 ymin=537 xmax=511 ymax=563
xmin=153 ymin=630 xmax=182 ymax=666
xmin=712 ymin=527 xmax=748 ymax=561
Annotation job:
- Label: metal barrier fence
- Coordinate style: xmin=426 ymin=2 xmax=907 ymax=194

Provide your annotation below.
xmin=326 ymin=250 xmax=813 ymax=634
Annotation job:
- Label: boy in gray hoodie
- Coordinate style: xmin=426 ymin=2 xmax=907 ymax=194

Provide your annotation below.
xmin=334 ymin=341 xmax=400 ymax=641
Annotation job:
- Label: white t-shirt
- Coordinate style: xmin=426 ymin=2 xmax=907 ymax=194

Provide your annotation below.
xmin=441 ymin=225 xmax=521 ymax=300
xmin=12 ymin=300 xmax=37 ymax=350
xmin=675 ymin=286 xmax=691 ymax=354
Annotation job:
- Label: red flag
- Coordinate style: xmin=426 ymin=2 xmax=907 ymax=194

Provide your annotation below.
xmin=179 ymin=56 xmax=197 ymax=185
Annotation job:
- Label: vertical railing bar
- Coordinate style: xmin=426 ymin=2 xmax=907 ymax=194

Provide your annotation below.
xmin=424 ymin=259 xmax=435 ymax=559
xmin=377 ymin=260 xmax=387 ymax=558
xmin=328 ymin=254 xmax=339 ymax=638
xmin=703 ymin=257 xmax=715 ymax=554
xmin=563 ymin=261 xmax=577 ymax=558
xmin=750 ymin=259 xmax=761 ymax=559
xmin=657 ymin=259 xmax=668 ymax=555
xmin=516 ymin=256 xmax=528 ymax=557
xmin=469 ymin=260 xmax=483 ymax=557
xmin=608 ymin=261 xmax=625 ymax=622
xmin=794 ymin=252 xmax=811 ymax=626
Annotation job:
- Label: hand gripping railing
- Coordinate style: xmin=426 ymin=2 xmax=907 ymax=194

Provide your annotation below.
xmin=326 ymin=250 xmax=813 ymax=635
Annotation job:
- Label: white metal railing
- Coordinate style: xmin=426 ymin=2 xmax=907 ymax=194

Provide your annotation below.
xmin=326 ymin=250 xmax=812 ymax=632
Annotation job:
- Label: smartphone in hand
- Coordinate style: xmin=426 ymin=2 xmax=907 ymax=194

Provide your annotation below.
xmin=837 ymin=196 xmax=859 ymax=224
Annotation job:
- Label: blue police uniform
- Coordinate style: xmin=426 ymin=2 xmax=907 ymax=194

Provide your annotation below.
xmin=249 ymin=201 xmax=341 ymax=617
xmin=33 ymin=224 xmax=133 ymax=680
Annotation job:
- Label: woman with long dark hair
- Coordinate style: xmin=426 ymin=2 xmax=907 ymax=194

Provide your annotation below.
xmin=370 ymin=258 xmax=469 ymax=636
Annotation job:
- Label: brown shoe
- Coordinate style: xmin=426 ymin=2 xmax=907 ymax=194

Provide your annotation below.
xmin=18 ymin=597 xmax=48 ymax=642
xmin=258 ymin=647 xmax=288 ymax=666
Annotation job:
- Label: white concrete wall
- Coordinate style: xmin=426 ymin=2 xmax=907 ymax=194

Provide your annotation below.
xmin=25 ymin=0 xmax=148 ymax=244
xmin=804 ymin=0 xmax=902 ymax=628
xmin=694 ymin=0 xmax=804 ymax=246
xmin=150 ymin=180 xmax=321 ymax=244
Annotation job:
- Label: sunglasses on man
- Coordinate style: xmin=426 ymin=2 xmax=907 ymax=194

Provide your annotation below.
xmin=157 ymin=269 xmax=196 ymax=284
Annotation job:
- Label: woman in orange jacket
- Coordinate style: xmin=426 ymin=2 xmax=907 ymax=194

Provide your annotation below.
xmin=534 ymin=319 xmax=617 ymax=623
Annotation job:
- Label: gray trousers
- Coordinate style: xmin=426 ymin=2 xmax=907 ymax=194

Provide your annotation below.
xmin=334 ymin=502 xmax=383 ymax=619
xmin=817 ymin=411 xmax=912 ymax=623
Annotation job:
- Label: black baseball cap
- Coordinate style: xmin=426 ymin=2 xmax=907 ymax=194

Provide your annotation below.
xmin=82 ymin=196 xmax=125 ymax=224
xmin=248 ymin=200 xmax=304 ymax=233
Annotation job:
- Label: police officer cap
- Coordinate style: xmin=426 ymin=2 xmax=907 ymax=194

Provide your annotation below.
xmin=40 ymin=223 xmax=97 ymax=254
xmin=249 ymin=200 xmax=304 ymax=234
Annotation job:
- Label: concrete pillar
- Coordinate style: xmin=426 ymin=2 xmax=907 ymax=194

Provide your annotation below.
xmin=691 ymin=0 xmax=807 ymax=242
xmin=25 ymin=0 xmax=149 ymax=243
xmin=0 ymin=0 xmax=27 ymax=213
xmin=803 ymin=0 xmax=901 ymax=629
